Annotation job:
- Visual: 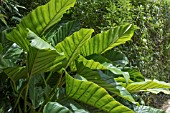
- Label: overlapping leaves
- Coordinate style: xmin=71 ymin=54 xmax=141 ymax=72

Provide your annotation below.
xmin=66 ymin=72 xmax=134 ymax=113
xmin=7 ymin=0 xmax=76 ymax=51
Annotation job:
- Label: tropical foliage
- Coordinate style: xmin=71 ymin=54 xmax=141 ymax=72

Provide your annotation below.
xmin=0 ymin=0 xmax=169 ymax=113
xmin=71 ymin=0 xmax=170 ymax=82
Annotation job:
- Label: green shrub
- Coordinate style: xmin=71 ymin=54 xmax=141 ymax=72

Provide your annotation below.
xmin=71 ymin=0 xmax=170 ymax=82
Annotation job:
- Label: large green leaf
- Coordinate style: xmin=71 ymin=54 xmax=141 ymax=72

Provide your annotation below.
xmin=27 ymin=30 xmax=55 ymax=50
xmin=134 ymin=105 xmax=165 ymax=113
xmin=27 ymin=47 xmax=65 ymax=76
xmin=55 ymin=29 xmax=94 ymax=68
xmin=27 ymin=30 xmax=66 ymax=76
xmin=4 ymin=67 xmax=27 ymax=82
xmin=43 ymin=102 xmax=72 ymax=113
xmin=66 ymin=72 xmax=134 ymax=113
xmin=7 ymin=0 xmax=76 ymax=51
xmin=81 ymin=24 xmax=134 ymax=56
xmin=78 ymin=56 xmax=130 ymax=84
xmin=126 ymin=79 xmax=170 ymax=92
xmin=76 ymin=62 xmax=137 ymax=104
xmin=143 ymin=88 xmax=170 ymax=94
xmin=46 ymin=20 xmax=80 ymax=46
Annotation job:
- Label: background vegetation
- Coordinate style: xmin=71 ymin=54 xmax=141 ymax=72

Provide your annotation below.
xmin=71 ymin=0 xmax=170 ymax=82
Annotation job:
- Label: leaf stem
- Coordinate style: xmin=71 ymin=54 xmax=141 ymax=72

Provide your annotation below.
xmin=38 ymin=73 xmax=63 ymax=112
xmin=24 ymin=74 xmax=32 ymax=113
xmin=13 ymin=85 xmax=26 ymax=111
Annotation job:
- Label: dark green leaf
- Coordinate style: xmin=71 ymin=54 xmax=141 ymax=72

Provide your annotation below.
xmin=103 ymin=50 xmax=129 ymax=66
xmin=46 ymin=21 xmax=80 ymax=46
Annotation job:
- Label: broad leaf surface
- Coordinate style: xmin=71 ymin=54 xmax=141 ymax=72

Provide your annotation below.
xmin=27 ymin=30 xmax=66 ymax=75
xmin=76 ymin=62 xmax=137 ymax=104
xmin=55 ymin=29 xmax=94 ymax=68
xmin=66 ymin=72 xmax=134 ymax=113
xmin=7 ymin=0 xmax=76 ymax=51
xmin=59 ymin=99 xmax=90 ymax=113
xmin=27 ymin=30 xmax=55 ymax=50
xmin=78 ymin=56 xmax=130 ymax=84
xmin=126 ymin=79 xmax=170 ymax=92
xmin=27 ymin=47 xmax=65 ymax=76
xmin=81 ymin=24 xmax=134 ymax=56
xmin=4 ymin=67 xmax=26 ymax=82
xmin=144 ymin=88 xmax=170 ymax=94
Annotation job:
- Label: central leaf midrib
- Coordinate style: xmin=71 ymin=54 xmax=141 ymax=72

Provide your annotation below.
xmin=65 ymin=31 xmax=91 ymax=68
xmin=101 ymin=29 xmax=128 ymax=54
xmin=29 ymin=49 xmax=39 ymax=76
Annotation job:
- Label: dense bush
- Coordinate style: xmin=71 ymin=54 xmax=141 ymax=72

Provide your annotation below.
xmin=71 ymin=0 xmax=170 ymax=82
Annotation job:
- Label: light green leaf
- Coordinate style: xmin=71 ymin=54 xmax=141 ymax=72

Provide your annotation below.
xmin=81 ymin=24 xmax=134 ymax=56
xmin=43 ymin=102 xmax=72 ymax=113
xmin=134 ymin=105 xmax=165 ymax=113
xmin=126 ymin=79 xmax=170 ymax=92
xmin=26 ymin=30 xmax=66 ymax=75
xmin=78 ymin=55 xmax=106 ymax=70
xmin=141 ymin=88 xmax=170 ymax=94
xmin=7 ymin=0 xmax=76 ymax=51
xmin=55 ymin=29 xmax=94 ymax=68
xmin=76 ymin=62 xmax=137 ymax=104
xmin=66 ymin=72 xmax=134 ymax=113
xmin=0 ymin=14 xmax=7 ymax=26
xmin=78 ymin=56 xmax=130 ymax=84
xmin=27 ymin=30 xmax=55 ymax=50
xmin=27 ymin=47 xmax=65 ymax=76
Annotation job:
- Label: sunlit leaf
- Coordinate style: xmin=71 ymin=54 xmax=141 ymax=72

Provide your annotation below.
xmin=66 ymin=72 xmax=134 ymax=113
xmin=7 ymin=0 xmax=76 ymax=51
xmin=81 ymin=24 xmax=134 ymax=56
